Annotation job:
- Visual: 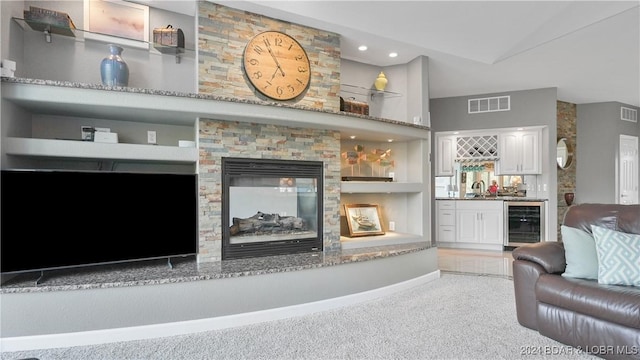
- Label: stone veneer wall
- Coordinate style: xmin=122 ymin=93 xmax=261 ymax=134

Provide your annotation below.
xmin=557 ymin=101 xmax=577 ymax=239
xmin=198 ymin=120 xmax=342 ymax=261
xmin=195 ymin=3 xmax=346 ymax=261
xmin=198 ymin=2 xmax=341 ymax=112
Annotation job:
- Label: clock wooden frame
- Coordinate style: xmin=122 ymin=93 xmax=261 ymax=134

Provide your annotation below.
xmin=243 ymin=31 xmax=311 ymax=101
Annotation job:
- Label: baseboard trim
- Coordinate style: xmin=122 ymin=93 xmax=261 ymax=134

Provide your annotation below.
xmin=1 ymin=270 xmax=440 ymax=351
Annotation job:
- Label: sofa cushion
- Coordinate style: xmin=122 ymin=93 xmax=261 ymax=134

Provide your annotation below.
xmin=592 ymin=225 xmax=640 ymax=286
xmin=536 ymin=274 xmax=640 ymax=330
xmin=561 ymin=225 xmax=598 ymax=280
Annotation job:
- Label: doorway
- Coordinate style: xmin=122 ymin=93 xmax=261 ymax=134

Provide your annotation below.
xmin=618 ymin=135 xmax=639 ymax=204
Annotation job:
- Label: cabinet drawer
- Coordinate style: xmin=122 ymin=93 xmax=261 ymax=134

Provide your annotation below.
xmin=438 ymin=211 xmax=455 ymax=226
xmin=438 ymin=200 xmax=456 ymax=210
xmin=438 ymin=226 xmax=456 ymax=242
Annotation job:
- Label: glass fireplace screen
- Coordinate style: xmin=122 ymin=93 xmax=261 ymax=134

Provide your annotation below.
xmin=228 ymin=176 xmax=318 ymax=244
xmin=222 ymin=158 xmax=323 ymax=259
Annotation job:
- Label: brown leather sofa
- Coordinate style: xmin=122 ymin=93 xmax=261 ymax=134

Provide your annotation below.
xmin=512 ymin=203 xmax=640 ymax=359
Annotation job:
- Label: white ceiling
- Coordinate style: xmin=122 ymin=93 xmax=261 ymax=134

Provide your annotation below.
xmin=152 ymin=0 xmax=640 ymax=107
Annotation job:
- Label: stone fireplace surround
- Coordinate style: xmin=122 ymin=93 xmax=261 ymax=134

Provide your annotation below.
xmin=198 ymin=119 xmax=342 ymax=262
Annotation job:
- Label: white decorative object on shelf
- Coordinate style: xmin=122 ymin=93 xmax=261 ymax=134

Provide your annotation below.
xmin=1 ymin=59 xmax=16 ymax=77
xmin=94 ymin=131 xmax=118 ymax=143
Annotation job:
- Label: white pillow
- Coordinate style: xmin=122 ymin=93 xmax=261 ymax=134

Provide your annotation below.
xmin=561 ymin=225 xmax=598 ymax=280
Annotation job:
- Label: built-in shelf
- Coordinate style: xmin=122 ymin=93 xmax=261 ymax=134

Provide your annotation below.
xmin=340 ymin=83 xmax=401 ymax=100
xmin=341 ymin=232 xmax=425 ymax=249
xmin=341 ymin=181 xmax=423 ymax=193
xmin=5 ymin=137 xmax=198 ymax=163
xmin=12 ymin=17 xmax=192 ymax=62
xmin=1 ymin=79 xmax=429 ymax=142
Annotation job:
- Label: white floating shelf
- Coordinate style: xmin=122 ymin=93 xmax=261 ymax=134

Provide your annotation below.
xmin=5 ymin=137 xmax=198 ymax=163
xmin=340 ymin=181 xmax=423 ymax=193
xmin=340 ymin=232 xmax=425 ymax=249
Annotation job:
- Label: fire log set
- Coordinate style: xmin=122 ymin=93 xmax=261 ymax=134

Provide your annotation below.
xmin=229 ymin=211 xmax=307 ymax=236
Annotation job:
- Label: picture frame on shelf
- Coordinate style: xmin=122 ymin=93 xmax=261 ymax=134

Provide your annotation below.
xmin=83 ymin=0 xmax=149 ymax=49
xmin=344 ymin=204 xmax=385 ymax=237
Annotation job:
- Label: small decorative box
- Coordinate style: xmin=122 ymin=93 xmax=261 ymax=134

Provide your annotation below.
xmin=153 ymin=25 xmax=185 ymax=53
xmin=340 ymin=97 xmax=369 ymax=116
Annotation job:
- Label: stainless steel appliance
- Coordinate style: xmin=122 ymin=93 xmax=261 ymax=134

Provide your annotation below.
xmin=504 ymin=201 xmax=546 ymax=248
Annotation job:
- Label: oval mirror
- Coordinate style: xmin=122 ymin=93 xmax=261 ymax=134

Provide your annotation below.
xmin=556 ymin=138 xmax=573 ymax=169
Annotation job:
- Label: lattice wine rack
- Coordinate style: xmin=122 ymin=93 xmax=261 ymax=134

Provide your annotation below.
xmin=456 ymin=135 xmax=498 ymax=161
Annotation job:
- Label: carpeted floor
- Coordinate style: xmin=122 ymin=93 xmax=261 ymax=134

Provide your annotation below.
xmin=1 ymin=273 xmax=597 ymax=360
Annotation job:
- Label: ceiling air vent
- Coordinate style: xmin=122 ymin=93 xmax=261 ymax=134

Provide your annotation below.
xmin=468 ymin=96 xmax=510 ymax=114
xmin=621 ymin=107 xmax=637 ymax=123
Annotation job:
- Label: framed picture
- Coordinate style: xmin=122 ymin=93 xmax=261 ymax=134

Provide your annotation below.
xmin=344 ymin=204 xmax=385 ymax=237
xmin=83 ymin=0 xmax=149 ymax=49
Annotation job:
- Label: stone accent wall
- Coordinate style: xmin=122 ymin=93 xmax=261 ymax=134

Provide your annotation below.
xmin=198 ymin=119 xmax=342 ymax=261
xmin=198 ymin=2 xmax=341 ymax=112
xmin=557 ymin=101 xmax=577 ymax=238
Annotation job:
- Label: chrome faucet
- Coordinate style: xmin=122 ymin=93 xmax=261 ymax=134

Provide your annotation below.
xmin=472 ymin=180 xmax=485 ymax=197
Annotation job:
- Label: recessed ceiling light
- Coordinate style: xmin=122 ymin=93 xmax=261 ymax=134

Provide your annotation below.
xmin=389 ymin=52 xmax=398 ymax=58
xmin=350 ymin=135 xmax=356 ymax=139
xmin=358 ymin=45 xmax=368 ymax=51
xmin=387 ymin=139 xmax=394 ymax=142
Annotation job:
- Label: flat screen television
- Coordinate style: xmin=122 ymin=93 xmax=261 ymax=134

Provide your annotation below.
xmin=1 ymin=170 xmax=198 ymax=274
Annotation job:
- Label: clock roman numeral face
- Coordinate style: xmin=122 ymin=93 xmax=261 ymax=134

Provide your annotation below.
xmin=243 ymin=31 xmax=311 ymax=101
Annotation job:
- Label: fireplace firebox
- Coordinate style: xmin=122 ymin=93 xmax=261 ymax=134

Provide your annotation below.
xmin=222 ymin=158 xmax=323 ymax=259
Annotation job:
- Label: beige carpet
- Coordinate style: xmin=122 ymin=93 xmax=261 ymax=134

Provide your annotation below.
xmin=1 ymin=273 xmax=597 ymax=360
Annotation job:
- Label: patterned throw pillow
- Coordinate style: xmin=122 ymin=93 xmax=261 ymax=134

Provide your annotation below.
xmin=591 ymin=225 xmax=640 ymax=286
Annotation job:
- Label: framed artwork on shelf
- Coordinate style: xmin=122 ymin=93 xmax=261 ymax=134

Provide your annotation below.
xmin=344 ymin=204 xmax=385 ymax=237
xmin=83 ymin=0 xmax=149 ymax=49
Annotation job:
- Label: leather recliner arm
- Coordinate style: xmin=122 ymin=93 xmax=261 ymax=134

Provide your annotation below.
xmin=512 ymin=241 xmax=566 ymax=274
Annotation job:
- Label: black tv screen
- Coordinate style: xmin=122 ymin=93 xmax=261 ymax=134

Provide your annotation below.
xmin=1 ymin=170 xmax=198 ymax=274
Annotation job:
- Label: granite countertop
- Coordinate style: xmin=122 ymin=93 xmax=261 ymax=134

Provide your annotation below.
xmin=0 ymin=242 xmax=432 ymax=294
xmin=1 ymin=77 xmax=430 ymax=131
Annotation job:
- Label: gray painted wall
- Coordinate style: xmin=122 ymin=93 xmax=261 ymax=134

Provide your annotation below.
xmin=429 ymin=87 xmax=558 ymax=132
xmin=406 ymin=55 xmax=430 ymax=126
xmin=429 ymin=87 xmax=558 ymax=240
xmin=576 ymin=102 xmax=640 ymax=203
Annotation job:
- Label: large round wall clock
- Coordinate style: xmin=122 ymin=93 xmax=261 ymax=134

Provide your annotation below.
xmin=243 ymin=31 xmax=311 ymax=101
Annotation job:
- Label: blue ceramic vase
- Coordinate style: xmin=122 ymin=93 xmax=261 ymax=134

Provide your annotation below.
xmin=100 ymin=44 xmax=129 ymax=87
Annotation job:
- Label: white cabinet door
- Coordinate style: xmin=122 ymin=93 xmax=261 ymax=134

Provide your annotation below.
xmin=435 ymin=134 xmax=456 ymax=176
xmin=477 ymin=209 xmax=503 ymax=244
xmin=496 ymin=129 xmax=541 ymax=175
xmin=497 ymin=133 xmax=520 ymax=174
xmin=519 ymin=131 xmax=541 ymax=174
xmin=456 ymin=209 xmax=479 ymax=243
xmin=455 ymin=201 xmax=504 ymax=244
